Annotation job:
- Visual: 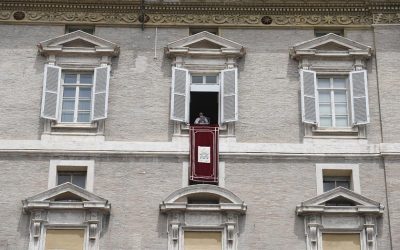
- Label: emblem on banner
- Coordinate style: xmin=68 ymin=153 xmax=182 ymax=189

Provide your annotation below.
xmin=198 ymin=146 xmax=211 ymax=163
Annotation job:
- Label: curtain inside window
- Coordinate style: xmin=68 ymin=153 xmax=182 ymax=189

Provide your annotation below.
xmin=322 ymin=233 xmax=361 ymax=250
xmin=45 ymin=229 xmax=84 ymax=250
xmin=184 ymin=231 xmax=222 ymax=250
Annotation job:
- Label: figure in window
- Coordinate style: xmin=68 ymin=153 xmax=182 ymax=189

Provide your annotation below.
xmin=194 ymin=112 xmax=210 ymax=125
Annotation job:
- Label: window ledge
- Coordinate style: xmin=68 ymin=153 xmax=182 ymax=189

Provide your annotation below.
xmin=181 ymin=123 xmax=227 ymax=131
xmin=51 ymin=122 xmax=98 ymax=129
xmin=305 ymin=125 xmax=365 ymax=138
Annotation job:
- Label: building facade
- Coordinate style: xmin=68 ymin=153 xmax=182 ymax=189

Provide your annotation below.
xmin=0 ymin=0 xmax=400 ymax=249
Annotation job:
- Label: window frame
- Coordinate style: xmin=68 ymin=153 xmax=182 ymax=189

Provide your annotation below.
xmin=48 ymin=160 xmax=95 ymax=192
xmin=316 ymin=164 xmax=360 ymax=195
xmin=59 ymin=71 xmax=94 ymax=124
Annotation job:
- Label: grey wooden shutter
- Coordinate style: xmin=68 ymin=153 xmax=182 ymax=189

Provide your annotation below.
xmin=91 ymin=66 xmax=110 ymax=121
xmin=41 ymin=64 xmax=61 ymax=120
xmin=170 ymin=67 xmax=189 ymax=122
xmin=221 ymin=68 xmax=238 ymax=123
xmin=300 ymin=69 xmax=318 ymax=124
xmin=350 ymin=70 xmax=369 ymax=125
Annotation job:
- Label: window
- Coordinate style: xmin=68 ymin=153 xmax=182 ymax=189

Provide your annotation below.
xmin=322 ymin=233 xmax=361 ymax=250
xmin=49 ymin=160 xmax=94 ymax=192
xmin=316 ymin=164 xmax=360 ymax=195
xmin=65 ymin=25 xmax=95 ymax=34
xmin=57 ymin=171 xmax=87 ymax=189
xmin=41 ymin=65 xmax=110 ymax=124
xmin=45 ymin=229 xmax=85 ymax=250
xmin=314 ymin=29 xmax=344 ymax=37
xmin=317 ymin=76 xmax=349 ymax=128
xmin=61 ymin=72 xmax=93 ymax=123
xmin=301 ymin=70 xmax=369 ymax=129
xmin=189 ymin=27 xmax=219 ymax=35
xmin=184 ymin=231 xmax=222 ymax=250
xmin=171 ymin=68 xmax=238 ymax=125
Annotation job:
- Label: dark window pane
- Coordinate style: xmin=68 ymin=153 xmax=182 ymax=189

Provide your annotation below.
xmin=323 ymin=181 xmax=336 ymax=192
xmin=80 ymin=74 xmax=93 ymax=84
xmin=337 ymin=181 xmax=350 ymax=189
xmin=72 ymin=175 xmax=86 ymax=188
xmin=57 ymin=174 xmax=71 ymax=185
xmin=64 ymin=74 xmax=77 ymax=84
xmin=79 ymin=88 xmax=92 ymax=98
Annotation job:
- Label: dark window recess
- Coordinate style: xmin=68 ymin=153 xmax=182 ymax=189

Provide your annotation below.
xmin=314 ymin=29 xmax=344 ymax=37
xmin=65 ymin=25 xmax=95 ymax=34
xmin=190 ymin=92 xmax=219 ymax=125
xmin=189 ymin=27 xmax=219 ymax=36
xmin=323 ymin=176 xmax=351 ymax=192
xmin=57 ymin=171 xmax=86 ymax=188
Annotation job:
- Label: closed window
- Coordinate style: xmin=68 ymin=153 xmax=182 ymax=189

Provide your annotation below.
xmin=317 ymin=77 xmax=349 ymax=128
xmin=323 ymin=176 xmax=351 ymax=192
xmin=184 ymin=231 xmax=222 ymax=250
xmin=322 ymin=233 xmax=361 ymax=250
xmin=41 ymin=65 xmax=110 ymax=123
xmin=45 ymin=229 xmax=85 ymax=250
xmin=300 ymin=70 xmax=369 ymax=128
xmin=57 ymin=171 xmax=87 ymax=189
xmin=61 ymin=73 xmax=93 ymax=123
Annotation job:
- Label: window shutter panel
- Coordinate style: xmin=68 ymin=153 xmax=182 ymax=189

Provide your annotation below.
xmin=170 ymin=67 xmax=189 ymax=122
xmin=221 ymin=68 xmax=238 ymax=123
xmin=41 ymin=65 xmax=61 ymax=120
xmin=350 ymin=70 xmax=369 ymax=125
xmin=91 ymin=66 xmax=110 ymax=121
xmin=300 ymin=69 xmax=318 ymax=124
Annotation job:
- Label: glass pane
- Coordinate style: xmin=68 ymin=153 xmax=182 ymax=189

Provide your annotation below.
xmin=62 ymin=100 xmax=75 ymax=111
xmin=323 ymin=181 xmax=336 ymax=192
xmin=79 ymin=88 xmax=91 ymax=98
xmin=78 ymin=100 xmax=91 ymax=111
xmin=333 ymin=78 xmax=346 ymax=88
xmin=337 ymin=181 xmax=351 ymax=189
xmin=63 ymin=87 xmax=76 ymax=98
xmin=72 ymin=175 xmax=86 ymax=188
xmin=334 ymin=90 xmax=347 ymax=102
xmin=77 ymin=112 xmax=90 ymax=122
xmin=317 ymin=78 xmax=330 ymax=88
xmin=192 ymin=76 xmax=203 ymax=84
xmin=320 ymin=117 xmax=332 ymax=127
xmin=64 ymin=74 xmax=77 ymax=84
xmin=80 ymin=74 xmax=93 ymax=84
xmin=335 ymin=104 xmax=347 ymax=115
xmin=318 ymin=90 xmax=331 ymax=102
xmin=319 ymin=104 xmax=332 ymax=115
xmin=57 ymin=174 xmax=71 ymax=185
xmin=335 ymin=116 xmax=349 ymax=127
xmin=61 ymin=112 xmax=74 ymax=122
xmin=205 ymin=76 xmax=217 ymax=84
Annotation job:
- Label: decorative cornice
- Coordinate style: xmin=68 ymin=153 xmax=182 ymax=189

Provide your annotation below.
xmin=1 ymin=1 xmax=400 ymax=26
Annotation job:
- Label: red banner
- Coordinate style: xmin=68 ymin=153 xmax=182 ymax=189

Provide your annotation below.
xmin=189 ymin=125 xmax=219 ymax=184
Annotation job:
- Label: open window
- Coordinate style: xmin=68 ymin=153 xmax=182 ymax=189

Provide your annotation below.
xmin=290 ymin=33 xmax=372 ymax=138
xmin=160 ymin=184 xmax=246 ymax=250
xmin=23 ymin=183 xmax=110 ymax=250
xmin=38 ymin=30 xmax=119 ymax=136
xmin=166 ymin=31 xmax=245 ymax=136
xmin=296 ymin=187 xmax=384 ymax=250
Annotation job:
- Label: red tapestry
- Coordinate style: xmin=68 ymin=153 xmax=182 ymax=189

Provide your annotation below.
xmin=189 ymin=125 xmax=219 ymax=184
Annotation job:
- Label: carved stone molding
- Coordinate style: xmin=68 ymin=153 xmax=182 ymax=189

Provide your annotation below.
xmin=0 ymin=1 xmax=400 ymax=26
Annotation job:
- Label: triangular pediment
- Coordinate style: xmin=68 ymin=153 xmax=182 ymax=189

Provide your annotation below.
xmin=290 ymin=33 xmax=372 ymax=59
xmin=38 ymin=30 xmax=119 ymax=56
xmin=296 ymin=187 xmax=384 ymax=215
xmin=166 ymin=31 xmax=245 ymax=57
xmin=23 ymin=183 xmax=110 ymax=212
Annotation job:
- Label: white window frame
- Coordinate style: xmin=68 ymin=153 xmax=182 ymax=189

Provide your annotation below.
xmin=59 ymin=71 xmax=94 ymax=124
xmin=316 ymin=163 xmax=360 ymax=195
xmin=48 ymin=159 xmax=95 ymax=192
xmin=317 ymin=75 xmax=350 ymax=128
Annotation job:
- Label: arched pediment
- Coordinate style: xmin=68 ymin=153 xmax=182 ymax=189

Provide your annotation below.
xmin=38 ymin=30 xmax=119 ymax=56
xmin=160 ymin=184 xmax=246 ymax=213
xmin=290 ymin=33 xmax=372 ymax=59
xmin=165 ymin=31 xmax=245 ymax=58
